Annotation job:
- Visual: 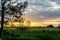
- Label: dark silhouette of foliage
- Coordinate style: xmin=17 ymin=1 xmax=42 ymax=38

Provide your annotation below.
xmin=0 ymin=0 xmax=28 ymax=37
xmin=26 ymin=20 xmax=31 ymax=27
xmin=47 ymin=25 xmax=54 ymax=28
xmin=19 ymin=27 xmax=28 ymax=30
xmin=57 ymin=24 xmax=60 ymax=28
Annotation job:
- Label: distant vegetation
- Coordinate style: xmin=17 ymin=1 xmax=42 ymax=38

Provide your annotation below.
xmin=47 ymin=25 xmax=54 ymax=28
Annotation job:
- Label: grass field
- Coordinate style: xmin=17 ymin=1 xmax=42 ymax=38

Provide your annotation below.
xmin=1 ymin=27 xmax=60 ymax=40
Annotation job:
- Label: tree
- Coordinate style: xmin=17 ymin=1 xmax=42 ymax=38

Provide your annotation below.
xmin=47 ymin=25 xmax=54 ymax=28
xmin=57 ymin=24 xmax=60 ymax=28
xmin=26 ymin=20 xmax=31 ymax=27
xmin=0 ymin=0 xmax=11 ymax=37
xmin=0 ymin=0 xmax=28 ymax=37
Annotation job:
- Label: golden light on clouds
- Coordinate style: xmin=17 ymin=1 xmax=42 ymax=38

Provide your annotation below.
xmin=31 ymin=22 xmax=47 ymax=27
xmin=3 ymin=19 xmax=60 ymax=27
xmin=30 ymin=21 xmax=60 ymax=27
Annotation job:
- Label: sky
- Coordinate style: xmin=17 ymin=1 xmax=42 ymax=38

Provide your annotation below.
xmin=0 ymin=0 xmax=60 ymax=27
xmin=22 ymin=0 xmax=60 ymax=26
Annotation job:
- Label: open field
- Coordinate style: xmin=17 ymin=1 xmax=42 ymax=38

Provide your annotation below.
xmin=0 ymin=27 xmax=60 ymax=40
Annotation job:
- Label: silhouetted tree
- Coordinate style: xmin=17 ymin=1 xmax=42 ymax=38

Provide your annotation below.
xmin=0 ymin=0 xmax=11 ymax=37
xmin=57 ymin=24 xmax=60 ymax=28
xmin=0 ymin=0 xmax=28 ymax=37
xmin=47 ymin=25 xmax=54 ymax=28
xmin=26 ymin=20 xmax=31 ymax=27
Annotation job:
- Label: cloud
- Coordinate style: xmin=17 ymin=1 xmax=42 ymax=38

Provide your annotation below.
xmin=0 ymin=0 xmax=60 ymax=23
xmin=23 ymin=0 xmax=60 ymax=22
xmin=28 ymin=0 xmax=52 ymax=7
xmin=50 ymin=0 xmax=60 ymax=4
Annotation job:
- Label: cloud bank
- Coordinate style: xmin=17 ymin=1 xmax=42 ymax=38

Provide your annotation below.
xmin=23 ymin=0 xmax=60 ymax=23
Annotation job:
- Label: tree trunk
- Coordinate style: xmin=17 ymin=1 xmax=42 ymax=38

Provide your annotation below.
xmin=0 ymin=2 xmax=5 ymax=37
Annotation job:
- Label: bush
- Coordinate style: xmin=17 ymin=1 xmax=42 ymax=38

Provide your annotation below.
xmin=47 ymin=25 xmax=54 ymax=28
xmin=17 ymin=27 xmax=28 ymax=30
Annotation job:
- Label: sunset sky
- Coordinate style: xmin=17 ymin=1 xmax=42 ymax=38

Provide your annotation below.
xmin=0 ymin=0 xmax=60 ymax=27
xmin=22 ymin=0 xmax=60 ymax=26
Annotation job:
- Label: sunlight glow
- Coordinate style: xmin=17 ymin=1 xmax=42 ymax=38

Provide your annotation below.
xmin=4 ymin=20 xmax=31 ymax=27
xmin=30 ymin=22 xmax=46 ymax=27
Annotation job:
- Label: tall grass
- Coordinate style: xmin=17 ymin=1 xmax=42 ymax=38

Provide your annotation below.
xmin=0 ymin=27 xmax=60 ymax=40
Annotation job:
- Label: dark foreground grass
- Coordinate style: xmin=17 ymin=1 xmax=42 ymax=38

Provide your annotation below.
xmin=1 ymin=27 xmax=60 ymax=40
